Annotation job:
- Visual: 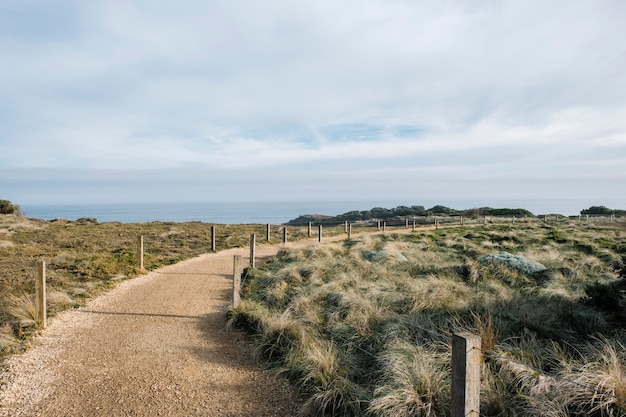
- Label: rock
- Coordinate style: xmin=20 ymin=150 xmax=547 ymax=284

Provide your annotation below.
xmin=478 ymin=251 xmax=546 ymax=275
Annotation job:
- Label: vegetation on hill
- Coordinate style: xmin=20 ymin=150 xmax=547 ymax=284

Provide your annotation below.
xmin=581 ymin=206 xmax=626 ymax=215
xmin=0 ymin=215 xmax=316 ymax=359
xmin=229 ymin=219 xmax=626 ymax=416
xmin=285 ymin=205 xmax=535 ymax=226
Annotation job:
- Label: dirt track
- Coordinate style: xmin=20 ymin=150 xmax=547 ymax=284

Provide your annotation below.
xmin=0 ymin=238 xmax=335 ymax=417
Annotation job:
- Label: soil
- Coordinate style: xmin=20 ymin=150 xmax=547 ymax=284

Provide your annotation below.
xmin=0 ymin=239 xmax=338 ymax=417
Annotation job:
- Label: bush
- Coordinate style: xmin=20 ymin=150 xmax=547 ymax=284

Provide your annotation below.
xmin=0 ymin=200 xmax=21 ymax=215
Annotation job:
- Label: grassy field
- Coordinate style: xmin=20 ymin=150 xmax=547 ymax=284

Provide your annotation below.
xmin=228 ymin=218 xmax=626 ymax=416
xmin=0 ymin=214 xmax=333 ymax=358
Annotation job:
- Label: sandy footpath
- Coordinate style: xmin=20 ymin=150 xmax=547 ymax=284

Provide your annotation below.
xmin=0 ymin=237 xmax=340 ymax=417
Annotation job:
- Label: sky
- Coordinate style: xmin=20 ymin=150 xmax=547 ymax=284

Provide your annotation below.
xmin=1 ymin=0 xmax=625 ymax=205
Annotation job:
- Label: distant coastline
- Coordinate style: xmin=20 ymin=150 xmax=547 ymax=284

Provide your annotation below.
xmin=19 ymin=199 xmax=626 ymax=224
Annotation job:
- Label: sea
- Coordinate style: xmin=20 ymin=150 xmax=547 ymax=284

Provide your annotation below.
xmin=19 ymin=198 xmax=626 ymax=225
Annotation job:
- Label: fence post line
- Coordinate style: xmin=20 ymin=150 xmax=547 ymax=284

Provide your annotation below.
xmin=283 ymin=227 xmax=287 ymax=245
xmin=211 ymin=225 xmax=216 ymax=252
xmin=36 ymin=260 xmax=47 ymax=329
xmin=452 ymin=332 xmax=481 ymax=417
xmin=232 ymin=255 xmax=241 ymax=307
xmin=308 ymin=221 xmax=312 ymax=237
xmin=266 ymin=224 xmax=271 ymax=242
xmin=138 ymin=235 xmax=144 ymax=271
xmin=249 ymin=234 xmax=256 ymax=268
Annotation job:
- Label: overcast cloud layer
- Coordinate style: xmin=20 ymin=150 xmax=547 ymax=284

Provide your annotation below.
xmin=1 ymin=1 xmax=625 ymax=205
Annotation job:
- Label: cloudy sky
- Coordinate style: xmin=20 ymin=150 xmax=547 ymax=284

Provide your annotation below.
xmin=1 ymin=0 xmax=625 ymax=205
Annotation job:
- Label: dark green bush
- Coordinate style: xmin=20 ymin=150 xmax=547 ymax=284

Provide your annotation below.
xmin=0 ymin=200 xmax=21 ymax=215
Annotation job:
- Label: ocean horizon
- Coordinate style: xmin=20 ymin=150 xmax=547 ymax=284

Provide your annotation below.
xmin=19 ymin=198 xmax=626 ymax=224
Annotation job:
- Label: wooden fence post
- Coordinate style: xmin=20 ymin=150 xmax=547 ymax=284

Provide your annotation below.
xmin=405 ymin=218 xmax=409 ymax=229
xmin=249 ymin=234 xmax=256 ymax=268
xmin=266 ymin=224 xmax=271 ymax=242
xmin=377 ymin=220 xmax=381 ymax=231
xmin=318 ymin=225 xmax=323 ymax=242
xmin=283 ymin=227 xmax=287 ymax=245
xmin=412 ymin=220 xmax=416 ymax=232
xmin=452 ymin=332 xmax=481 ymax=417
xmin=435 ymin=218 xmax=439 ymax=230
xmin=36 ymin=260 xmax=46 ymax=328
xmin=211 ymin=225 xmax=216 ymax=252
xmin=344 ymin=220 xmax=348 ymax=233
xmin=233 ymin=255 xmax=241 ymax=307
xmin=138 ymin=235 xmax=144 ymax=271
xmin=383 ymin=221 xmax=387 ymax=233
xmin=348 ymin=223 xmax=352 ymax=239
xmin=308 ymin=222 xmax=312 ymax=237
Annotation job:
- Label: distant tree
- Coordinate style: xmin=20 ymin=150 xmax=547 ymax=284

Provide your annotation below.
xmin=427 ymin=205 xmax=461 ymax=215
xmin=337 ymin=210 xmax=363 ymax=221
xmin=391 ymin=206 xmax=413 ymax=216
xmin=581 ymin=206 xmax=613 ymax=215
xmin=370 ymin=207 xmax=392 ymax=219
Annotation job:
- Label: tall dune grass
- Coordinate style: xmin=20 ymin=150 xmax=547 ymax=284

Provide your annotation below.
xmin=229 ymin=220 xmax=626 ymax=416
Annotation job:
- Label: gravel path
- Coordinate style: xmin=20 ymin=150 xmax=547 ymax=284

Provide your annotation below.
xmin=0 ymin=239 xmax=333 ymax=417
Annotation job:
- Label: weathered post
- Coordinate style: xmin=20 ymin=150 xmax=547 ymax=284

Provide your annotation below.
xmin=383 ymin=221 xmax=387 ymax=233
xmin=586 ymin=214 xmax=589 ymax=222
xmin=36 ymin=260 xmax=46 ymax=329
xmin=344 ymin=220 xmax=348 ymax=233
xmin=452 ymin=332 xmax=481 ymax=417
xmin=211 ymin=225 xmax=216 ymax=252
xmin=282 ymin=227 xmax=287 ymax=245
xmin=435 ymin=218 xmax=439 ymax=230
xmin=412 ymin=220 xmax=416 ymax=232
xmin=377 ymin=220 xmax=381 ymax=231
xmin=266 ymin=224 xmax=271 ymax=242
xmin=308 ymin=221 xmax=312 ymax=237
xmin=348 ymin=223 xmax=352 ymax=239
xmin=405 ymin=218 xmax=409 ymax=229
xmin=138 ymin=235 xmax=144 ymax=271
xmin=232 ymin=255 xmax=241 ymax=307
xmin=249 ymin=234 xmax=256 ymax=268
xmin=318 ymin=225 xmax=323 ymax=242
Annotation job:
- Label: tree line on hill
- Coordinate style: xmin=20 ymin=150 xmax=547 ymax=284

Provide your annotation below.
xmin=285 ymin=205 xmax=534 ymax=226
xmin=286 ymin=204 xmax=626 ymax=226
xmin=580 ymin=205 xmax=626 ymax=215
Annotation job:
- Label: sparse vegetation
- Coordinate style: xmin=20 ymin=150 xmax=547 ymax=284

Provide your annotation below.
xmin=0 ymin=214 xmax=319 ymax=358
xmin=229 ymin=219 xmax=626 ymax=416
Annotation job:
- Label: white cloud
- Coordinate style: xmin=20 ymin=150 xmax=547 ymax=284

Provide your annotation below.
xmin=1 ymin=0 xmax=625 ymax=204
